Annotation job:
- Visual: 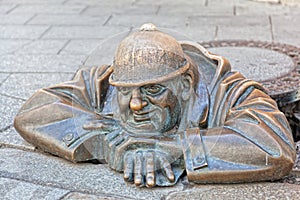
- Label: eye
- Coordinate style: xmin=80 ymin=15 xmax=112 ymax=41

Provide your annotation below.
xmin=142 ymin=85 xmax=165 ymax=96
xmin=117 ymin=87 xmax=131 ymax=95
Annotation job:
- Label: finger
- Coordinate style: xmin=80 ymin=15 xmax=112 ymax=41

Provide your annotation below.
xmin=123 ymin=152 xmax=134 ymax=182
xmin=146 ymin=152 xmax=155 ymax=188
xmin=134 ymin=152 xmax=143 ymax=186
xmin=159 ymin=156 xmax=175 ymax=182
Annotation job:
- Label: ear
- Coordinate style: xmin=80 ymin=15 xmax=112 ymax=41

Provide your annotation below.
xmin=181 ymin=74 xmax=193 ymax=101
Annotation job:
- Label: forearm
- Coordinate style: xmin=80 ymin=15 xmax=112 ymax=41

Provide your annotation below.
xmin=185 ymin=126 xmax=295 ymax=183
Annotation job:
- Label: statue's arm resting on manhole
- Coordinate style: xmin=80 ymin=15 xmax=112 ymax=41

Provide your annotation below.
xmin=186 ymin=72 xmax=296 ymax=183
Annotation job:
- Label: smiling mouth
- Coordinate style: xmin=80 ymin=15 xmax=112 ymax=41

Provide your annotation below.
xmin=132 ymin=109 xmax=154 ymax=122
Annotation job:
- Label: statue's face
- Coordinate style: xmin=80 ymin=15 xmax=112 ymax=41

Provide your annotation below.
xmin=115 ymin=79 xmax=181 ymax=134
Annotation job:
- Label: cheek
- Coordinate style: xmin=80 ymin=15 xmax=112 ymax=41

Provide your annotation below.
xmin=117 ymin=93 xmax=131 ymax=112
xmin=148 ymin=90 xmax=177 ymax=107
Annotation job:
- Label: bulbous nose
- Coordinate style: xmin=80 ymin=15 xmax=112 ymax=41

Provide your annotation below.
xmin=130 ymin=89 xmax=148 ymax=111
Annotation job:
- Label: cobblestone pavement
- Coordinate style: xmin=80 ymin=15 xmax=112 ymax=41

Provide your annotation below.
xmin=0 ymin=0 xmax=300 ymax=199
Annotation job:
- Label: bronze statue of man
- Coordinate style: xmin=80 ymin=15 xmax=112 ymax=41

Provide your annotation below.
xmin=14 ymin=24 xmax=295 ymax=187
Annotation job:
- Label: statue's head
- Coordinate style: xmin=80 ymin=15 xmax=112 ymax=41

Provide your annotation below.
xmin=109 ymin=24 xmax=198 ymax=135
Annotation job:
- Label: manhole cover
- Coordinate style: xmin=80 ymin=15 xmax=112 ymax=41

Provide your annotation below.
xmin=207 ymin=47 xmax=294 ymax=82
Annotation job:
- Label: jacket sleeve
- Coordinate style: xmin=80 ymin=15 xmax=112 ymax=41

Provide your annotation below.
xmin=186 ymin=71 xmax=296 ymax=183
xmin=14 ymin=65 xmax=113 ymax=162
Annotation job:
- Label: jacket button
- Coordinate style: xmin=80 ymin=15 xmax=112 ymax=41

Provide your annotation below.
xmin=64 ymin=133 xmax=74 ymax=142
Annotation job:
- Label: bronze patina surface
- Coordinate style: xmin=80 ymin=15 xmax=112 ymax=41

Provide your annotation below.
xmin=14 ymin=24 xmax=296 ymax=187
xmin=201 ymin=40 xmax=300 ymax=141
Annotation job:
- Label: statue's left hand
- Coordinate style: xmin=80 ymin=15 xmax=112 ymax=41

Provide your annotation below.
xmin=123 ymin=150 xmax=175 ymax=187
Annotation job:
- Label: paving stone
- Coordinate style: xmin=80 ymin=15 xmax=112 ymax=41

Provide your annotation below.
xmin=166 ymin=183 xmax=300 ymax=200
xmin=0 ymin=14 xmax=34 ymax=24
xmin=0 ymin=0 xmax=65 ymax=4
xmin=0 ymin=95 xmax=24 ymax=130
xmin=281 ymin=0 xmax=300 ymax=6
xmin=60 ymin=39 xmax=103 ymax=55
xmin=65 ymin=0 xmax=137 ymax=6
xmin=0 ymin=4 xmax=16 ymax=14
xmin=82 ymin=4 xmax=159 ymax=15
xmin=0 ymin=54 xmax=87 ymax=73
xmin=42 ymin=26 xmax=129 ymax=39
xmin=188 ymin=15 xmax=270 ymax=27
xmin=0 ymin=73 xmax=10 ymax=84
xmin=217 ymin=25 xmax=272 ymax=41
xmin=207 ymin=0 xmax=241 ymax=6
xmin=175 ymin=26 xmax=217 ymax=42
xmin=28 ymin=14 xmax=108 ymax=26
xmin=62 ymin=192 xmax=129 ymax=200
xmin=0 ymin=127 xmax=35 ymax=151
xmin=0 ymin=73 xmax=73 ymax=99
xmin=158 ymin=4 xmax=234 ymax=16
xmin=0 ymin=177 xmax=69 ymax=200
xmin=207 ymin=47 xmax=295 ymax=82
xmin=0 ymin=39 xmax=31 ymax=55
xmin=107 ymin=14 xmax=188 ymax=28
xmin=135 ymin=0 xmax=206 ymax=6
xmin=235 ymin=1 xmax=299 ymax=15
xmin=272 ymin=14 xmax=300 ymax=47
xmin=10 ymin=5 xmax=86 ymax=14
xmin=14 ymin=39 xmax=68 ymax=55
xmin=0 ymin=25 xmax=49 ymax=39
xmin=0 ymin=148 xmax=184 ymax=200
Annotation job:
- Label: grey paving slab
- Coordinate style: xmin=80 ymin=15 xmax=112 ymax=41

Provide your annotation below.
xmin=28 ymin=14 xmax=108 ymax=26
xmin=60 ymin=39 xmax=103 ymax=55
xmin=0 ymin=4 xmax=16 ymax=14
xmin=10 ymin=5 xmax=86 ymax=14
xmin=82 ymin=4 xmax=159 ymax=15
xmin=0 ymin=127 xmax=35 ymax=151
xmin=235 ymin=1 xmax=299 ymax=15
xmin=176 ymin=26 xmax=217 ymax=42
xmin=207 ymin=47 xmax=295 ymax=82
xmin=62 ymin=192 xmax=129 ymax=200
xmin=0 ymin=177 xmax=69 ymax=200
xmin=0 ymin=73 xmax=73 ymax=99
xmin=0 ymin=0 xmax=65 ymax=4
xmin=106 ymin=14 xmax=188 ymax=29
xmin=188 ymin=15 xmax=270 ymax=27
xmin=207 ymin=0 xmax=241 ymax=6
xmin=0 ymin=54 xmax=87 ymax=73
xmin=0 ymin=14 xmax=34 ymax=24
xmin=135 ymin=0 xmax=206 ymax=6
xmin=0 ymin=95 xmax=24 ymax=130
xmin=14 ymin=39 xmax=68 ymax=55
xmin=42 ymin=26 xmax=129 ymax=39
xmin=0 ymin=73 xmax=10 ymax=84
xmin=65 ymin=0 xmax=138 ymax=6
xmin=0 ymin=148 xmax=184 ymax=200
xmin=0 ymin=25 xmax=49 ymax=39
xmin=0 ymin=39 xmax=31 ymax=55
xmin=158 ymin=4 xmax=234 ymax=16
xmin=217 ymin=25 xmax=272 ymax=41
xmin=166 ymin=183 xmax=300 ymax=200
xmin=272 ymin=14 xmax=300 ymax=47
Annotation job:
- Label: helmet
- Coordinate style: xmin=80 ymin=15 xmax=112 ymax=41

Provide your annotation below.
xmin=109 ymin=23 xmax=190 ymax=86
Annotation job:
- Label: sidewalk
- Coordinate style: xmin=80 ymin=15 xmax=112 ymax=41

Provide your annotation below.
xmin=0 ymin=0 xmax=300 ymax=199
